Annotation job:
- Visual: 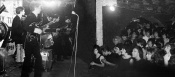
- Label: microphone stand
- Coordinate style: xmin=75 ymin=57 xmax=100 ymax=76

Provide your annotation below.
xmin=72 ymin=11 xmax=79 ymax=77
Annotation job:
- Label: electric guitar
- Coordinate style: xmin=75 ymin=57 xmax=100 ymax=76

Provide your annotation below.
xmin=26 ymin=17 xmax=59 ymax=42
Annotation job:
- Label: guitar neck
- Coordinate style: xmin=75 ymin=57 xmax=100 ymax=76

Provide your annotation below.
xmin=41 ymin=21 xmax=55 ymax=29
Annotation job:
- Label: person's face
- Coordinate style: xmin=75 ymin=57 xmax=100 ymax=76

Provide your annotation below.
xmin=114 ymin=47 xmax=121 ymax=55
xmin=65 ymin=19 xmax=71 ymax=23
xmin=162 ymin=34 xmax=166 ymax=39
xmin=146 ymin=32 xmax=150 ymax=37
xmin=102 ymin=51 xmax=110 ymax=56
xmin=121 ymin=48 xmax=126 ymax=55
xmin=132 ymin=32 xmax=137 ymax=38
xmin=132 ymin=48 xmax=139 ymax=58
xmin=20 ymin=10 xmax=25 ymax=15
xmin=122 ymin=36 xmax=127 ymax=41
xmin=113 ymin=39 xmax=119 ymax=45
xmin=165 ymin=45 xmax=171 ymax=53
xmin=154 ymin=32 xmax=158 ymax=37
xmin=146 ymin=24 xmax=150 ymax=29
xmin=127 ymin=29 xmax=131 ymax=34
xmin=138 ymin=29 xmax=141 ymax=33
xmin=147 ymin=41 xmax=153 ymax=47
xmin=146 ymin=52 xmax=153 ymax=61
xmin=94 ymin=48 xmax=98 ymax=55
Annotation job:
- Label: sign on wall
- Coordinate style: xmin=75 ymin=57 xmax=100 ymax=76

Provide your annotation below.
xmin=0 ymin=0 xmax=23 ymax=27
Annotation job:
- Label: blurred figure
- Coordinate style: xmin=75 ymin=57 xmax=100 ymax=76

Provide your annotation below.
xmin=11 ymin=6 xmax=26 ymax=62
xmin=89 ymin=45 xmax=105 ymax=69
xmin=21 ymin=1 xmax=43 ymax=77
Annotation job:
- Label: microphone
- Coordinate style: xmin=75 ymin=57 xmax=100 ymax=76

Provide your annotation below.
xmin=72 ymin=11 xmax=76 ymax=15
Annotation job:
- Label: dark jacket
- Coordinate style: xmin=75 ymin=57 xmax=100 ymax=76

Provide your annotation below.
xmin=24 ymin=13 xmax=41 ymax=33
xmin=11 ymin=15 xmax=25 ymax=44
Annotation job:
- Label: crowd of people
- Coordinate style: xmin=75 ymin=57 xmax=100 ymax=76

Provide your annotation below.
xmin=89 ymin=17 xmax=175 ymax=77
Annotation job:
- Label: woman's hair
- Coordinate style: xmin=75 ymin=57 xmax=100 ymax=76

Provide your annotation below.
xmin=122 ymin=45 xmax=132 ymax=55
xmin=136 ymin=38 xmax=146 ymax=48
xmin=134 ymin=46 xmax=143 ymax=59
xmin=144 ymin=29 xmax=152 ymax=35
xmin=16 ymin=6 xmax=24 ymax=14
xmin=147 ymin=38 xmax=155 ymax=45
xmin=93 ymin=44 xmax=102 ymax=55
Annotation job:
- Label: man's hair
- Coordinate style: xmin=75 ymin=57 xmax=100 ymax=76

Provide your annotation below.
xmin=29 ymin=1 xmax=41 ymax=11
xmin=16 ymin=6 xmax=24 ymax=14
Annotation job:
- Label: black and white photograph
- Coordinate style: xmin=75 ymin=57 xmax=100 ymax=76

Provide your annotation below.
xmin=0 ymin=0 xmax=175 ymax=77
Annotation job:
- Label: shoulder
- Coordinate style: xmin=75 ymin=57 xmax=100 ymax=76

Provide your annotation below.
xmin=13 ymin=16 xmax=20 ymax=21
xmin=100 ymin=55 xmax=105 ymax=60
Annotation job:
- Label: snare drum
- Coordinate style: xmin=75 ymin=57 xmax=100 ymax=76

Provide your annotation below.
xmin=40 ymin=49 xmax=53 ymax=71
xmin=40 ymin=33 xmax=54 ymax=48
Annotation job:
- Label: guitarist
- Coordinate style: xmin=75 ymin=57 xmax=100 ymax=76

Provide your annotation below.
xmin=21 ymin=1 xmax=43 ymax=77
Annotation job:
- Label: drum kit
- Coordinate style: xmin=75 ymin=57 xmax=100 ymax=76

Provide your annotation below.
xmin=0 ymin=5 xmax=55 ymax=75
xmin=0 ymin=23 xmax=55 ymax=74
xmin=40 ymin=33 xmax=54 ymax=71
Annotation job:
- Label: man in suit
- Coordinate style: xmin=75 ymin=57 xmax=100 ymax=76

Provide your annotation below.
xmin=11 ymin=6 xmax=25 ymax=45
xmin=11 ymin=6 xmax=26 ymax=62
xmin=21 ymin=1 xmax=43 ymax=77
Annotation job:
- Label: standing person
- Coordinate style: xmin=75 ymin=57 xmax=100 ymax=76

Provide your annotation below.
xmin=11 ymin=6 xmax=25 ymax=62
xmin=21 ymin=1 xmax=43 ymax=77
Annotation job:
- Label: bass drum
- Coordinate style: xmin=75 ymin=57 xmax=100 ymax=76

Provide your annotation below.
xmin=40 ymin=33 xmax=54 ymax=48
xmin=40 ymin=49 xmax=53 ymax=71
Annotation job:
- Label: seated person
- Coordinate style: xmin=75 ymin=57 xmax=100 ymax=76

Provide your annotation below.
xmin=163 ymin=43 xmax=175 ymax=67
xmin=119 ymin=45 xmax=132 ymax=70
xmin=117 ymin=45 xmax=133 ymax=77
xmin=146 ymin=38 xmax=156 ymax=48
xmin=146 ymin=48 xmax=156 ymax=62
xmin=112 ymin=36 xmax=123 ymax=50
xmin=89 ymin=45 xmax=105 ymax=69
xmin=162 ymin=32 xmax=170 ymax=46
xmin=142 ymin=29 xmax=152 ymax=42
xmin=152 ymin=30 xmax=164 ymax=49
xmin=136 ymin=38 xmax=147 ymax=59
xmin=131 ymin=46 xmax=149 ymax=76
xmin=101 ymin=46 xmax=117 ymax=66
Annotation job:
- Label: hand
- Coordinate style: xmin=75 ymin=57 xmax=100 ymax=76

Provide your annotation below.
xmin=34 ymin=28 xmax=42 ymax=34
xmin=129 ymin=59 xmax=134 ymax=65
xmin=164 ymin=54 xmax=171 ymax=62
xmin=53 ymin=17 xmax=60 ymax=23
xmin=90 ymin=62 xmax=95 ymax=65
